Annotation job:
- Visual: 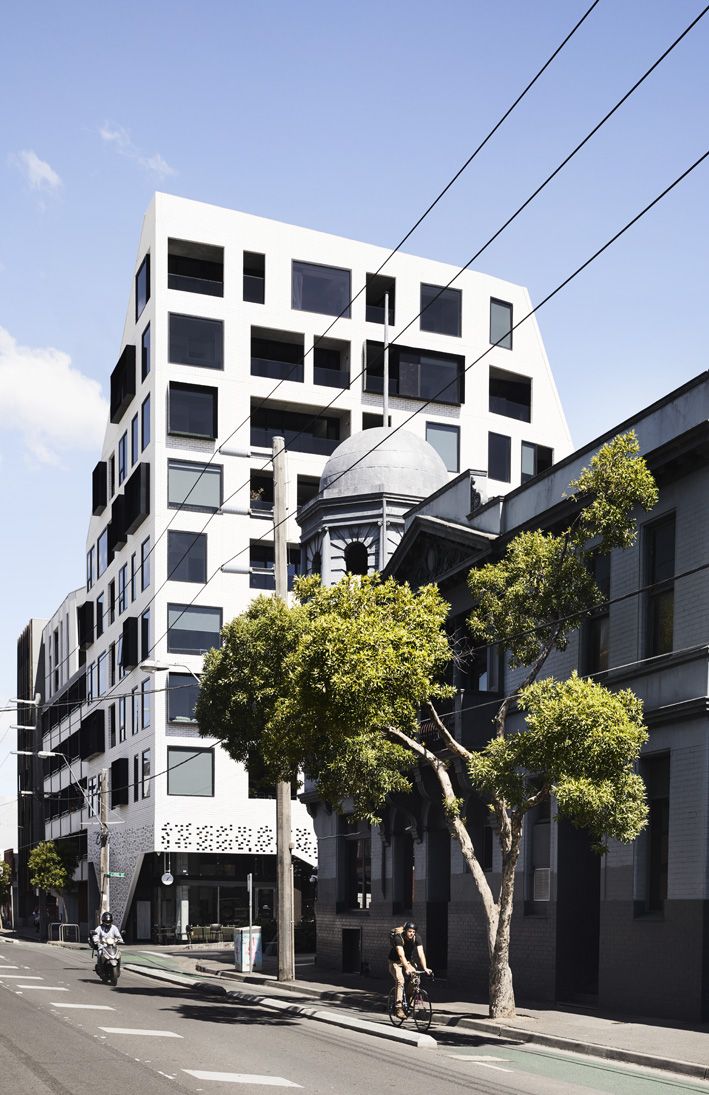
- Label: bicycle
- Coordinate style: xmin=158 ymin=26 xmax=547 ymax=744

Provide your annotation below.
xmin=387 ymin=970 xmax=433 ymax=1032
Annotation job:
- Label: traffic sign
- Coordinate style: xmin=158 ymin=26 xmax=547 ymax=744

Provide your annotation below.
xmin=106 ymin=871 xmax=125 ymax=878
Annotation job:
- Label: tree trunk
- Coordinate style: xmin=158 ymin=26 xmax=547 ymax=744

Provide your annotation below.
xmin=488 ymin=822 xmax=522 ymax=1018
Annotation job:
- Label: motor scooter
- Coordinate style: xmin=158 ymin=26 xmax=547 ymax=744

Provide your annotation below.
xmin=91 ymin=933 xmax=121 ymax=985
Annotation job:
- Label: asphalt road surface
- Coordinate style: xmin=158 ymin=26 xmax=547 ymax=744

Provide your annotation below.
xmin=1 ymin=937 xmax=707 ymax=1095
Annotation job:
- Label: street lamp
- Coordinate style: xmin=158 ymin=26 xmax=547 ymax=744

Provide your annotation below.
xmin=139 ymin=659 xmax=201 ymax=683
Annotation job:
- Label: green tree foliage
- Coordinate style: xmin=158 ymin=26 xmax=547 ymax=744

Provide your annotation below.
xmin=0 ymin=860 xmax=11 ymax=929
xmin=28 ymin=840 xmax=79 ymax=921
xmin=197 ymin=431 xmax=657 ymax=1019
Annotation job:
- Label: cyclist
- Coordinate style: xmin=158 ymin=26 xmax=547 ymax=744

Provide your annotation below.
xmin=388 ymin=921 xmax=431 ymax=1019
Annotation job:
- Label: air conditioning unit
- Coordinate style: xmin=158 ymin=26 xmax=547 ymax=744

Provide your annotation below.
xmin=533 ymin=867 xmax=551 ymax=902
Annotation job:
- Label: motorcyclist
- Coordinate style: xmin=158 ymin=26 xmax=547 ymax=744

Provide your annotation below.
xmin=91 ymin=911 xmax=123 ymax=973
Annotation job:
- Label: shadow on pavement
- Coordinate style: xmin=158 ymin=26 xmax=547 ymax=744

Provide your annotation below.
xmin=165 ymin=1002 xmax=298 ymax=1027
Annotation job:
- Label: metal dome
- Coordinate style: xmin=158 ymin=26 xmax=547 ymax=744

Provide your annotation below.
xmin=319 ymin=427 xmax=449 ymax=498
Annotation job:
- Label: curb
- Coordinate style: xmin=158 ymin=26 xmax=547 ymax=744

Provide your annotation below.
xmin=446 ymin=1017 xmax=709 ymax=1082
xmin=123 ymin=963 xmax=436 ymax=1049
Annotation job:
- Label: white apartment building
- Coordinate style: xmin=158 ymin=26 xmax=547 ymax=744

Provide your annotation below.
xmin=26 ymin=193 xmax=571 ymax=941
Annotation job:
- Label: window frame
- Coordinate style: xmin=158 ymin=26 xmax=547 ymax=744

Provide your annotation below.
xmin=420 ymin=283 xmax=462 ymax=337
xmin=168 ymin=312 xmax=224 ymax=370
xmin=168 ymin=530 xmax=208 ymax=583
xmin=135 ymin=254 xmax=150 ymax=322
xmin=426 ymin=421 xmax=460 ymax=473
xmin=488 ymin=431 xmax=512 ymax=483
xmin=490 ymin=297 xmax=513 ymax=350
xmin=291 ymin=259 xmax=351 ymax=318
xmin=168 ymin=381 xmax=218 ymax=440
xmin=167 ymin=459 xmax=223 ymax=513
xmin=141 ymin=324 xmax=150 ymax=380
xmin=167 ymin=746 xmax=215 ymax=797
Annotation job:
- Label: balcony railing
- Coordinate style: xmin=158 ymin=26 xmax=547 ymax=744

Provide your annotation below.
xmin=251 ymin=357 xmax=303 ymax=383
xmin=314 ymin=367 xmax=349 ymax=389
xmin=168 ymin=273 xmax=223 ymax=297
xmin=250 ymin=428 xmax=340 ymax=456
xmin=244 ymin=274 xmax=265 ymax=304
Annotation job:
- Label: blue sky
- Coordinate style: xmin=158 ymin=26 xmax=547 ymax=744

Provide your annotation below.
xmin=0 ymin=0 xmax=707 ymax=800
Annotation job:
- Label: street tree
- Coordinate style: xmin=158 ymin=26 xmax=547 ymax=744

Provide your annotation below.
xmin=28 ymin=840 xmax=79 ymax=923
xmin=0 ymin=860 xmax=12 ymax=928
xmin=196 ymin=431 xmax=657 ymax=1018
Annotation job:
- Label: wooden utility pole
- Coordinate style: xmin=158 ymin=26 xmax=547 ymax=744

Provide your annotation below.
xmin=273 ymin=436 xmax=295 ymax=982
xmin=99 ymin=768 xmax=110 ymax=918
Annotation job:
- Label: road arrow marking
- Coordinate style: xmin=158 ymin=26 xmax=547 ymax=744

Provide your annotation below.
xmin=99 ymin=1028 xmax=182 ymax=1037
xmin=183 ymin=1072 xmax=302 ymax=1087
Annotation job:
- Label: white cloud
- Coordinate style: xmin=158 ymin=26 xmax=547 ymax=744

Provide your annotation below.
xmin=99 ymin=123 xmax=176 ymax=179
xmin=8 ymin=149 xmax=62 ymax=192
xmin=0 ymin=327 xmax=108 ymax=466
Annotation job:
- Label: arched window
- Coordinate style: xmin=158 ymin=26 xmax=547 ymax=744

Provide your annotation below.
xmin=344 ymin=541 xmax=368 ymax=576
xmin=311 ymin=550 xmax=322 ymax=575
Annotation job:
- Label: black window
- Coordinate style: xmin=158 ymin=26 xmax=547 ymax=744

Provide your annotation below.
xmin=251 ymin=329 xmax=304 ymax=382
xmin=249 ymin=543 xmax=301 ymax=590
xmin=168 ymin=382 xmax=218 ymax=439
xmin=313 ymin=339 xmax=349 ymax=389
xmin=97 ymin=529 xmax=109 ymax=577
xmin=131 ymin=413 xmax=139 ymax=466
xmin=341 ymin=818 xmax=371 ymax=910
xmin=420 ymin=283 xmax=461 ymax=337
xmin=141 ymin=324 xmax=150 ymax=380
xmin=646 ymin=516 xmax=675 ymax=657
xmin=344 ymin=541 xmax=368 ymax=576
xmin=426 ymin=422 xmax=459 ymax=473
xmin=521 ymin=441 xmax=553 ymax=482
xmin=243 ymin=251 xmax=265 ymax=304
xmin=490 ymin=298 xmax=513 ymax=350
xmin=109 ymin=703 xmax=116 ymax=748
xmin=169 ymin=314 xmax=223 ymax=369
xmin=110 ymin=345 xmax=136 ymax=424
xmin=118 ymin=432 xmax=127 ymax=485
xmin=168 ymin=238 xmax=223 ymax=296
xmin=365 ymin=341 xmax=464 ymax=405
xmin=640 ymin=753 xmax=670 ymax=913
xmin=135 ymin=254 xmax=150 ymax=321
xmin=141 ymin=394 xmax=150 ymax=450
xmin=168 ymin=460 xmax=222 ymax=512
xmin=142 ymin=748 xmax=151 ymax=797
xmin=488 ymin=432 xmax=511 ymax=482
xmin=141 ymin=537 xmax=150 ymax=591
xmin=490 ymin=367 xmax=531 ymax=422
xmin=251 ymin=405 xmax=341 ymax=456
xmin=96 ymin=593 xmax=105 ymax=639
xmin=250 ymin=472 xmax=274 ymax=514
xmin=133 ymin=754 xmax=139 ymax=801
xmin=167 ymin=604 xmax=222 ymax=655
xmin=109 ymin=454 xmax=115 ymax=499
xmin=583 ymin=552 xmax=611 ymax=675
xmin=292 ymin=260 xmax=350 ymax=317
xmin=167 ymin=747 xmax=214 ymax=796
xmin=365 ymin=274 xmax=395 ymax=325
xmin=168 ymin=672 xmax=200 ymax=723
xmin=297 ymin=476 xmax=319 ymax=508
xmin=168 ymin=531 xmax=207 ymax=583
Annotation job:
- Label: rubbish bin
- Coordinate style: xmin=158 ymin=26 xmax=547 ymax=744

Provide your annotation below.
xmin=234 ymin=926 xmax=262 ymax=972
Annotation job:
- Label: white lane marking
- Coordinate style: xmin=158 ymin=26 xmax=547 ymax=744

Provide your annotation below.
xmin=0 ymin=964 xmax=19 ymax=968
xmin=52 ymin=1003 xmax=116 ymax=1010
xmin=183 ymin=1073 xmax=302 ymax=1087
xmin=447 ymin=1056 xmax=513 ymax=1072
xmin=16 ymin=985 xmax=69 ymax=990
xmin=99 ymin=1028 xmax=182 ymax=1038
xmin=0 ymin=975 xmax=43 ymax=979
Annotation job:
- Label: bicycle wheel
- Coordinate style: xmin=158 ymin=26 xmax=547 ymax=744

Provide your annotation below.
xmin=388 ymin=988 xmax=405 ymax=1027
xmin=412 ymin=989 xmax=432 ymax=1032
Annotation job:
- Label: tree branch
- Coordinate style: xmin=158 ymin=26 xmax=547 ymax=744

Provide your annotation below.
xmin=427 ymin=700 xmax=471 ymax=762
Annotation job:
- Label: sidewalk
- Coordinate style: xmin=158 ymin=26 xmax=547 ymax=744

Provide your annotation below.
xmin=4 ymin=929 xmax=709 ymax=1079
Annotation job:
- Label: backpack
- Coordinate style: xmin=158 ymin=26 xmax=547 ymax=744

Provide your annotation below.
xmin=389 ymin=925 xmax=405 ymax=949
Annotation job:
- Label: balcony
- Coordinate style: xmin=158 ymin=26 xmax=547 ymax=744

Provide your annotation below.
xmin=251 ymin=329 xmax=304 ymax=383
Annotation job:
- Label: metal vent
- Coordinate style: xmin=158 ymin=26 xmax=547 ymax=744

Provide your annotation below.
xmin=533 ymin=867 xmax=551 ymax=902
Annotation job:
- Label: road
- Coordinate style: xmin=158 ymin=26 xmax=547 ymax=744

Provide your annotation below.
xmin=1 ymin=937 xmax=707 ymax=1095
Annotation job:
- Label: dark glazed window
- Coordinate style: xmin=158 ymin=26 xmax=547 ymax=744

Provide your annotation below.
xmin=420 ymin=283 xmax=461 ymax=337
xmin=521 ymin=441 xmax=553 ymax=482
xmin=140 ymin=537 xmax=150 ymax=591
xmin=365 ymin=274 xmax=395 ymax=325
xmin=118 ymin=432 xmax=127 ymax=485
xmin=168 ymin=239 xmax=223 ymax=297
xmin=490 ymin=367 xmax=531 ymax=422
xmin=251 ymin=405 xmax=341 ymax=456
xmin=168 ymin=531 xmax=207 ymax=583
xmin=169 ymin=314 xmax=223 ymax=369
xmin=141 ymin=325 xmax=150 ymax=380
xmin=168 ymin=672 xmax=200 ymax=722
xmin=97 ymin=529 xmax=109 ymax=577
xmin=141 ymin=394 xmax=150 ymax=450
xmin=641 ymin=753 xmax=670 ymax=913
xmin=488 ymin=432 xmax=511 ymax=482
xmin=583 ymin=552 xmax=610 ymax=674
xmin=135 ymin=254 xmax=150 ymax=321
xmin=490 ymin=298 xmax=513 ymax=350
xmin=168 ymin=382 xmax=218 ymax=439
xmin=646 ymin=516 xmax=675 ymax=656
xmin=167 ymin=604 xmax=222 ymax=655
xmin=426 ymin=422 xmax=459 ymax=473
xmin=244 ymin=251 xmax=265 ymax=303
xmin=365 ymin=341 xmax=463 ymax=405
xmin=292 ymin=260 xmax=351 ymax=317
xmin=131 ymin=414 xmax=139 ymax=466
xmin=167 ymin=747 xmax=214 ymax=796
xmin=251 ymin=329 xmax=304 ymax=382
xmin=168 ymin=460 xmax=222 ymax=511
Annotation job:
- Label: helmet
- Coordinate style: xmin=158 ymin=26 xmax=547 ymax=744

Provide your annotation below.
xmin=403 ymin=921 xmax=417 ymax=931
xmin=101 ymin=912 xmax=113 ymax=926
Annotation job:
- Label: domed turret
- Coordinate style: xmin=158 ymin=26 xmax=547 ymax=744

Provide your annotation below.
xmin=319 ymin=427 xmax=448 ymax=499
